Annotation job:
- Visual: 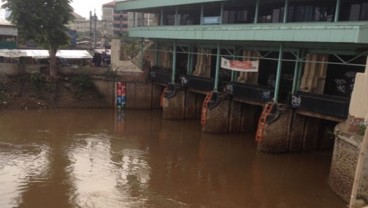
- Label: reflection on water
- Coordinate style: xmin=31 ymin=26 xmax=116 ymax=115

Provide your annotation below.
xmin=0 ymin=109 xmax=346 ymax=208
xmin=0 ymin=143 xmax=49 ymax=208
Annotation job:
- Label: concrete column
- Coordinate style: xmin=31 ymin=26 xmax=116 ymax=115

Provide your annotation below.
xmin=330 ymin=123 xmax=368 ymax=203
xmin=162 ymin=90 xmax=186 ymax=119
xmin=160 ymin=9 xmax=164 ymax=25
xmin=155 ymin=41 xmax=160 ymax=67
xmin=334 ymin=0 xmax=341 ymax=22
xmin=273 ymin=44 xmax=284 ymax=103
xmin=171 ymin=40 xmax=177 ymax=83
xmin=283 ymin=0 xmax=289 ymax=23
xmin=214 ymin=42 xmax=221 ymax=92
xmin=254 ymin=0 xmax=259 ymax=24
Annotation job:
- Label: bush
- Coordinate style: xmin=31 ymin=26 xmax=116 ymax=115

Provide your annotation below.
xmin=71 ymin=74 xmax=93 ymax=89
xmin=30 ymin=73 xmax=44 ymax=91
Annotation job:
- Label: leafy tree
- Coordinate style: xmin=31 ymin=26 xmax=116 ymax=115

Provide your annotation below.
xmin=2 ymin=0 xmax=74 ymax=77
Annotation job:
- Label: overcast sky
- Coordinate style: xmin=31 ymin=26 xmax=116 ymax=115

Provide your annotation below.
xmin=1 ymin=0 xmax=113 ymax=20
xmin=71 ymin=0 xmax=113 ymax=19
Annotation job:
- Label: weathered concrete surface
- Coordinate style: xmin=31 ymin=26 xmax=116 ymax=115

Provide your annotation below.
xmin=257 ymin=108 xmax=291 ymax=153
xmin=240 ymin=103 xmax=260 ymax=134
xmin=92 ymin=79 xmax=115 ymax=106
xmin=126 ymin=82 xmax=161 ymax=109
xmin=202 ymin=100 xmax=231 ymax=134
xmin=229 ymin=101 xmax=242 ymax=133
xmin=162 ymin=90 xmax=186 ymax=119
xmin=302 ymin=117 xmax=321 ymax=151
xmin=349 ymin=58 xmax=368 ymax=120
xmin=330 ymin=123 xmax=368 ymax=204
xmin=185 ymin=92 xmax=202 ymax=119
xmin=288 ymin=113 xmax=306 ymax=152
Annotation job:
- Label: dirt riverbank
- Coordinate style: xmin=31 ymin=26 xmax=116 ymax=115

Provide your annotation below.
xmin=0 ymin=73 xmax=110 ymax=110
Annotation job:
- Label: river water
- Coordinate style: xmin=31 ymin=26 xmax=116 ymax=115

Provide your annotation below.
xmin=0 ymin=109 xmax=346 ymax=208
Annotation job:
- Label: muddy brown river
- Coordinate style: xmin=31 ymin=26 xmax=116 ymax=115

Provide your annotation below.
xmin=0 ymin=109 xmax=346 ymax=208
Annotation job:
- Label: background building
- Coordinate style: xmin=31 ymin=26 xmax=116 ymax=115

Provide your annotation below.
xmin=0 ymin=19 xmax=17 ymax=49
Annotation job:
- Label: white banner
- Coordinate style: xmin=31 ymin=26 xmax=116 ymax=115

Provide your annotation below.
xmin=221 ymin=57 xmax=259 ymax=72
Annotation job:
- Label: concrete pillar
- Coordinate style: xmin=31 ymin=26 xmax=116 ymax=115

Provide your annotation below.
xmin=329 ymin=57 xmax=368 ymax=206
xmin=202 ymin=99 xmax=231 ymax=133
xmin=162 ymin=90 xmax=186 ymax=119
xmin=257 ymin=107 xmax=291 ymax=153
xmin=300 ymin=54 xmax=328 ymax=94
xmin=330 ymin=123 xmax=368 ymax=203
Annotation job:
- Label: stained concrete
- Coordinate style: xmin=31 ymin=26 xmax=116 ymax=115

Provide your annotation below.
xmin=330 ymin=123 xmax=368 ymax=204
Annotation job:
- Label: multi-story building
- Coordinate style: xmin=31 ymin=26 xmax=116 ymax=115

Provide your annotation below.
xmin=102 ymin=1 xmax=129 ymax=36
xmin=67 ymin=12 xmax=91 ymax=35
xmin=116 ymin=0 xmax=368 ymax=205
xmin=116 ymin=0 xmax=368 ymax=116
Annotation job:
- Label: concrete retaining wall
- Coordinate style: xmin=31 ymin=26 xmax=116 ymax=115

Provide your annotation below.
xmin=330 ymin=123 xmax=368 ymax=204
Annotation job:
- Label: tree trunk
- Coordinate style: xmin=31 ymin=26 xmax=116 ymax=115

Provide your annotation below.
xmin=49 ymin=48 xmax=57 ymax=77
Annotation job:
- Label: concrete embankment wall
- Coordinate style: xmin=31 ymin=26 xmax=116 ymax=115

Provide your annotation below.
xmin=330 ymin=123 xmax=368 ymax=204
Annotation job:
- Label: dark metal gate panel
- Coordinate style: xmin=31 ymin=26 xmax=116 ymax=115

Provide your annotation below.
xmin=292 ymin=91 xmax=350 ymax=118
xmin=181 ymin=75 xmax=214 ymax=92
xmin=150 ymin=70 xmax=172 ymax=85
xmin=225 ymin=82 xmax=274 ymax=102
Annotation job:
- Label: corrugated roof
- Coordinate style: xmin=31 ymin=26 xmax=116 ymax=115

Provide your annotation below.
xmin=0 ymin=19 xmax=14 ymax=26
xmin=103 ymin=1 xmax=116 ymax=8
xmin=0 ymin=49 xmax=93 ymax=59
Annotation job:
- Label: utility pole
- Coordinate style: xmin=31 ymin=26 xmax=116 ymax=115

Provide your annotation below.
xmin=89 ymin=11 xmax=93 ymax=50
xmin=94 ymin=10 xmax=97 ymax=49
xmin=104 ymin=19 xmax=107 ymax=52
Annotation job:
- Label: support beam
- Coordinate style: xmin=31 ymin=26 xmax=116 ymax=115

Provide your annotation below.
xmin=283 ymin=0 xmax=289 ymax=23
xmin=187 ymin=46 xmax=192 ymax=74
xmin=334 ymin=0 xmax=341 ymax=22
xmin=175 ymin=7 xmax=179 ymax=25
xmin=231 ymin=50 xmax=237 ymax=82
xmin=132 ymin=12 xmax=136 ymax=27
xmin=155 ymin=41 xmax=160 ymax=66
xmin=296 ymin=49 xmax=306 ymax=92
xmin=273 ymin=43 xmax=284 ymax=103
xmin=292 ymin=50 xmax=301 ymax=94
xmin=200 ymin=5 xmax=204 ymax=25
xmin=220 ymin=2 xmax=224 ymax=24
xmin=214 ymin=42 xmax=221 ymax=92
xmin=171 ymin=40 xmax=177 ymax=83
xmin=254 ymin=0 xmax=260 ymax=24
xmin=141 ymin=38 xmax=144 ymax=68
xmin=160 ymin=9 xmax=164 ymax=25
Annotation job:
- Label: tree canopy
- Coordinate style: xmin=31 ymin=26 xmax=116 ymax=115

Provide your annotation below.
xmin=2 ymin=0 xmax=74 ymax=77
